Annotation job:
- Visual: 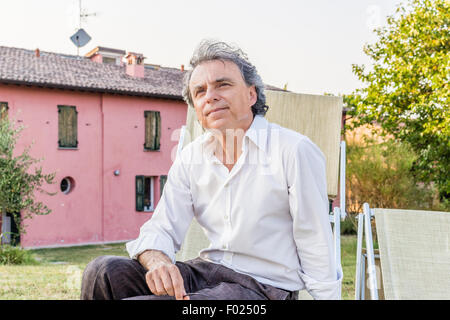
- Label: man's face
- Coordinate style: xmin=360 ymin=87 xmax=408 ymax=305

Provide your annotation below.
xmin=189 ymin=60 xmax=257 ymax=132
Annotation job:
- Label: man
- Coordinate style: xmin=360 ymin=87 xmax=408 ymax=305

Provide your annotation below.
xmin=80 ymin=40 xmax=342 ymax=300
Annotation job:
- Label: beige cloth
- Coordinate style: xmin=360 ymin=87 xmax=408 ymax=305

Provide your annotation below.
xmin=374 ymin=208 xmax=450 ymax=300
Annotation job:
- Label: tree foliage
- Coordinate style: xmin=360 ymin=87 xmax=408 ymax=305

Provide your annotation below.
xmin=346 ymin=0 xmax=449 ymax=197
xmin=346 ymin=134 xmax=447 ymax=215
xmin=0 ymin=112 xmax=56 ymax=238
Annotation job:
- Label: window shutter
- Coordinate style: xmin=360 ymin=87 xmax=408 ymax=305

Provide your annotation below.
xmin=144 ymin=111 xmax=161 ymax=150
xmin=160 ymin=175 xmax=167 ymax=198
xmin=0 ymin=102 xmax=8 ymax=120
xmin=58 ymin=105 xmax=78 ymax=148
xmin=136 ymin=175 xmax=145 ymax=212
xmin=155 ymin=111 xmax=161 ymax=150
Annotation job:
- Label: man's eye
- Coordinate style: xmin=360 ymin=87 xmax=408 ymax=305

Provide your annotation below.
xmin=195 ymin=89 xmax=205 ymax=97
xmin=219 ymin=83 xmax=230 ymax=87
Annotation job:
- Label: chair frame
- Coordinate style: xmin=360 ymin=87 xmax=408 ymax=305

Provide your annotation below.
xmin=355 ymin=203 xmax=379 ymax=300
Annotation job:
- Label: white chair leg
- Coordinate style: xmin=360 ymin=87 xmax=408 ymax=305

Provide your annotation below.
xmin=363 ymin=203 xmax=379 ymax=300
xmin=355 ymin=213 xmax=364 ymax=300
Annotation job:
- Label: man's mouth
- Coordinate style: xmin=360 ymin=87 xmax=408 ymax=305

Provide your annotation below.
xmin=207 ymin=107 xmax=228 ymax=116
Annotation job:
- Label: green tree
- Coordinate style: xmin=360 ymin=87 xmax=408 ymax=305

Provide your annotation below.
xmin=346 ymin=0 xmax=449 ymax=197
xmin=346 ymin=135 xmax=446 ymax=214
xmin=0 ymin=112 xmax=56 ymax=243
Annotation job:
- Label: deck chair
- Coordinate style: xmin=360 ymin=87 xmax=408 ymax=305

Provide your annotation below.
xmin=175 ymin=90 xmax=346 ymax=300
xmin=355 ymin=203 xmax=450 ymax=300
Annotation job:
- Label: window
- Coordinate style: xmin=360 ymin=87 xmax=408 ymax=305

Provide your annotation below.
xmin=0 ymin=102 xmax=8 ymax=120
xmin=58 ymin=105 xmax=78 ymax=148
xmin=136 ymin=176 xmax=155 ymax=212
xmin=144 ymin=111 xmax=161 ymax=151
xmin=102 ymin=57 xmax=116 ymax=65
xmin=160 ymin=175 xmax=167 ymax=198
xmin=60 ymin=177 xmax=75 ymax=194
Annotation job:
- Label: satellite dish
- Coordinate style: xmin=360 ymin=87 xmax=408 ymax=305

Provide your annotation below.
xmin=70 ymin=28 xmax=91 ymax=48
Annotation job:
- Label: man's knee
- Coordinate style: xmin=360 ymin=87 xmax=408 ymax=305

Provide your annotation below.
xmin=81 ymin=255 xmax=136 ymax=300
xmin=83 ymin=255 xmax=119 ymax=279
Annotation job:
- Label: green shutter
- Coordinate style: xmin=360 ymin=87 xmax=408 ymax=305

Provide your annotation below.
xmin=136 ymin=175 xmax=145 ymax=211
xmin=144 ymin=111 xmax=161 ymax=150
xmin=58 ymin=105 xmax=78 ymax=148
xmin=155 ymin=111 xmax=161 ymax=150
xmin=0 ymin=102 xmax=8 ymax=120
xmin=160 ymin=175 xmax=167 ymax=198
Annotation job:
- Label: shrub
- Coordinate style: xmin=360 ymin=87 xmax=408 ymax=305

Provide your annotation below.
xmin=340 ymin=217 xmax=357 ymax=235
xmin=0 ymin=244 xmax=38 ymax=265
xmin=345 ymin=129 xmax=448 ymax=233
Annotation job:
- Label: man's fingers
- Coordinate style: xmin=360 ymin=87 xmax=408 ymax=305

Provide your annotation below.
xmin=152 ymin=273 xmax=167 ymax=295
xmin=145 ymin=272 xmax=157 ymax=294
xmin=145 ymin=264 xmax=185 ymax=299
xmin=168 ymin=265 xmax=186 ymax=300
xmin=159 ymin=268 xmax=175 ymax=297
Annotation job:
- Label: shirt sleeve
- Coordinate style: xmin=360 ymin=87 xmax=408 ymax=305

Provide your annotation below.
xmin=287 ymin=136 xmax=343 ymax=300
xmin=126 ymin=153 xmax=195 ymax=264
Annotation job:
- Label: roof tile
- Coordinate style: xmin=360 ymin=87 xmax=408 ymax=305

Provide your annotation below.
xmin=0 ymin=45 xmax=285 ymax=98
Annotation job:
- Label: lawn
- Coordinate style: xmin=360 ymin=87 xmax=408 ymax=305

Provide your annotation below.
xmin=0 ymin=235 xmax=358 ymax=300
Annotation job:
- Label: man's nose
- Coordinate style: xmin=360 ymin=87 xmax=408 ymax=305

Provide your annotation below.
xmin=204 ymin=87 xmax=219 ymax=103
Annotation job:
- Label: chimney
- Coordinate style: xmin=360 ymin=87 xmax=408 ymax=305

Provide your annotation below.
xmin=125 ymin=52 xmax=145 ymax=78
xmin=85 ymin=46 xmax=126 ymax=65
xmin=89 ymin=52 xmax=103 ymax=64
xmin=35 ymin=48 xmax=40 ymax=57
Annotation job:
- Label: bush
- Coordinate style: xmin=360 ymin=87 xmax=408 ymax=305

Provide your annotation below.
xmin=345 ymin=130 xmax=448 ymax=233
xmin=340 ymin=217 xmax=357 ymax=235
xmin=0 ymin=244 xmax=38 ymax=265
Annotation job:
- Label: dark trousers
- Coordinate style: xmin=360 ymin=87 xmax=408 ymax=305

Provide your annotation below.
xmin=80 ymin=255 xmax=298 ymax=300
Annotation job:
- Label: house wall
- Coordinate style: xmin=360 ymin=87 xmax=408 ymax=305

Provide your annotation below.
xmin=0 ymin=83 xmax=187 ymax=248
xmin=101 ymin=94 xmax=186 ymax=242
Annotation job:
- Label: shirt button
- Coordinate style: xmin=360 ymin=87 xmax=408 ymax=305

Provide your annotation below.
xmin=224 ymin=214 xmax=229 ymax=220
xmin=222 ymin=244 xmax=227 ymax=249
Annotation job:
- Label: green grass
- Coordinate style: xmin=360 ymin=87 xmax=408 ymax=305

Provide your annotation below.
xmin=0 ymin=236 xmax=358 ymax=300
xmin=341 ymin=235 xmax=358 ymax=300
xmin=0 ymin=243 xmax=129 ymax=300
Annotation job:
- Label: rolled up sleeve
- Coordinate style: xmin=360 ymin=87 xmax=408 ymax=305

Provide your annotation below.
xmin=126 ymin=155 xmax=194 ymax=264
xmin=287 ymin=137 xmax=342 ymax=300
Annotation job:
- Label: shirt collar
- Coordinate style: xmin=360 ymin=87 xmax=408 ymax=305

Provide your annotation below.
xmin=244 ymin=115 xmax=268 ymax=153
xmin=200 ymin=115 xmax=269 ymax=158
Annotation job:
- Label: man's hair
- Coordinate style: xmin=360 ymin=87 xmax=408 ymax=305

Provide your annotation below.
xmin=182 ymin=39 xmax=268 ymax=117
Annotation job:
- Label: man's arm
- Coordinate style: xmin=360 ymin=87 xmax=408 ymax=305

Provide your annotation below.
xmin=126 ymin=153 xmax=195 ymax=300
xmin=287 ymin=137 xmax=342 ymax=300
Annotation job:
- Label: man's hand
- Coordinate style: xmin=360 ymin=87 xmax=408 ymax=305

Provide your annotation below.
xmin=138 ymin=250 xmax=189 ymax=300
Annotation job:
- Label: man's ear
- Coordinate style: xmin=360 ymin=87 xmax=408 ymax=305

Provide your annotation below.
xmin=249 ymin=85 xmax=257 ymax=106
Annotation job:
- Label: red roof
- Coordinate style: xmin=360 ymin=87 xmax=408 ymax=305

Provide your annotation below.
xmin=0 ymin=45 xmax=285 ymax=99
xmin=0 ymin=46 xmax=184 ymax=99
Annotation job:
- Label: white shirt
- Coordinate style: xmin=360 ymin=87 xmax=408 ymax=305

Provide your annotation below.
xmin=126 ymin=115 xmax=343 ymax=299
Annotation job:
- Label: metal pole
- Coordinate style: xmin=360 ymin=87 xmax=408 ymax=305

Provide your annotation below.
xmin=355 ymin=213 xmax=364 ymax=300
xmin=339 ymin=141 xmax=346 ymax=220
xmin=333 ymin=206 xmax=341 ymax=273
xmin=79 ymin=0 xmax=82 ymax=29
xmin=363 ymin=203 xmax=379 ymax=300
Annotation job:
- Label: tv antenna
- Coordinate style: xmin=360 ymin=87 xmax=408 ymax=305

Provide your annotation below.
xmin=69 ymin=0 xmax=97 ymax=56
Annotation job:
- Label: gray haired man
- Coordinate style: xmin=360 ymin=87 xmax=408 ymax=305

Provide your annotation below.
xmin=80 ymin=40 xmax=342 ymax=300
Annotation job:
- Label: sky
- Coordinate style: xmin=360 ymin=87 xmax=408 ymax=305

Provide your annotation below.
xmin=0 ymin=0 xmax=402 ymax=96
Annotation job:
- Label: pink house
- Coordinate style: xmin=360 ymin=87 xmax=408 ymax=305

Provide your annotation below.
xmin=0 ymin=46 xmax=188 ymax=248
